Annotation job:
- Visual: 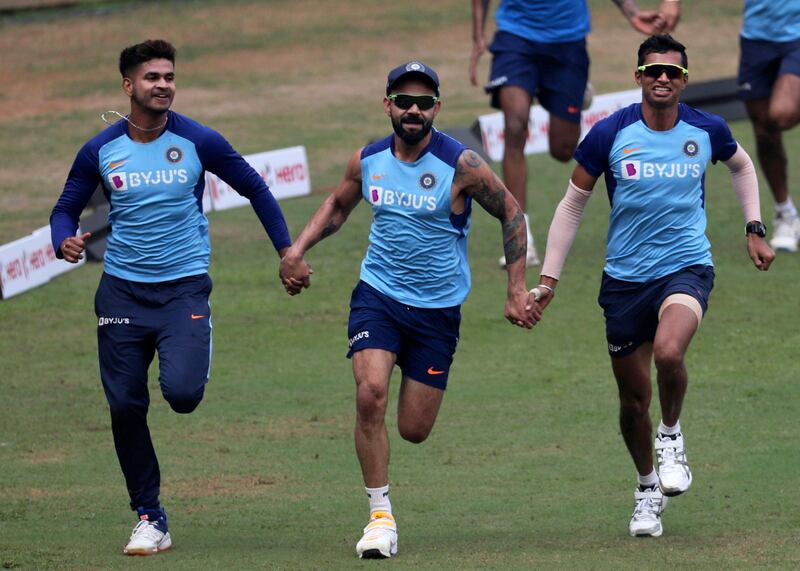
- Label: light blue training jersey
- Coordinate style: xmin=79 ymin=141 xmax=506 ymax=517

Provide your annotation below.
xmin=51 ymin=111 xmax=290 ymax=282
xmin=575 ymin=103 xmax=738 ymax=282
xmin=742 ymin=0 xmax=800 ymax=42
xmin=495 ymin=0 xmax=591 ymax=43
xmin=359 ymin=129 xmax=471 ymax=308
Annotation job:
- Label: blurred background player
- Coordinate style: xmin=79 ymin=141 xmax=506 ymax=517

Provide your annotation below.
xmin=469 ymin=0 xmax=681 ymax=268
xmin=738 ymin=0 xmax=800 ymax=251
xmin=279 ymin=61 xmax=538 ymax=558
xmin=532 ymin=35 xmax=774 ymax=537
xmin=50 ymin=39 xmax=293 ymax=555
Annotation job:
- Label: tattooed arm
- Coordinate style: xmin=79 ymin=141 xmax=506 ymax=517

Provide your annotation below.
xmin=278 ymin=149 xmax=363 ymax=295
xmin=454 ymin=149 xmax=539 ymax=328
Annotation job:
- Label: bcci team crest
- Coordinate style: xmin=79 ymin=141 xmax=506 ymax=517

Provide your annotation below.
xmin=406 ymin=61 xmax=425 ymax=73
xmin=166 ymin=146 xmax=183 ymax=164
xmin=683 ymin=140 xmax=699 ymax=158
xmin=419 ymin=172 xmax=436 ymax=190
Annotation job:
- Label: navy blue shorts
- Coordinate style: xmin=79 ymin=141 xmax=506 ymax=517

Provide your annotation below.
xmin=597 ymin=265 xmax=714 ymax=358
xmin=95 ymin=272 xmax=213 ymax=411
xmin=347 ymin=281 xmax=461 ymax=390
xmin=486 ymin=30 xmax=589 ymax=122
xmin=738 ymin=36 xmax=800 ymax=101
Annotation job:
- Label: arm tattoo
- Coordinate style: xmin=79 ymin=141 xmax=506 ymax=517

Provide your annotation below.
xmin=611 ymin=0 xmax=637 ymax=18
xmin=463 ymin=150 xmax=482 ymax=169
xmin=320 ymin=221 xmax=338 ymax=239
xmin=472 ymin=180 xmax=506 ymax=219
xmin=455 ymin=150 xmax=484 ymax=185
xmin=502 ymin=210 xmax=527 ymax=265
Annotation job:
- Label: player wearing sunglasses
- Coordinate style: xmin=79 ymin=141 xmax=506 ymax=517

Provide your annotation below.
xmin=279 ymin=61 xmax=540 ymax=558
xmin=532 ymin=35 xmax=774 ymax=537
xmin=469 ymin=0 xmax=681 ymax=271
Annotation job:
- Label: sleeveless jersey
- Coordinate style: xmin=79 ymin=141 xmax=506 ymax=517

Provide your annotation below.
xmin=359 ymin=130 xmax=471 ymax=308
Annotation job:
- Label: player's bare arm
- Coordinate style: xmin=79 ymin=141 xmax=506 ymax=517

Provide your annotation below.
xmin=279 ymin=149 xmax=364 ymax=294
xmin=469 ymin=0 xmax=492 ymax=86
xmin=453 ymin=149 xmax=538 ymax=328
xmin=611 ymin=0 xmax=666 ymax=35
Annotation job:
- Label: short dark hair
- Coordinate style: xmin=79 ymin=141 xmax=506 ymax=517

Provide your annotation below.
xmin=637 ymin=34 xmax=687 ymax=69
xmin=119 ymin=39 xmax=176 ymax=77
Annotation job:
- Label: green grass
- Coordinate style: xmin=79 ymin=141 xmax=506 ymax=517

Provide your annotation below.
xmin=2 ymin=1 xmax=800 ymax=569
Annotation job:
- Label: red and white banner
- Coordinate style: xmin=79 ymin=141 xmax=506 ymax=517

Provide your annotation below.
xmin=477 ymin=89 xmax=642 ymax=162
xmin=0 ymin=226 xmax=84 ymax=300
xmin=204 ymin=145 xmax=310 ymax=212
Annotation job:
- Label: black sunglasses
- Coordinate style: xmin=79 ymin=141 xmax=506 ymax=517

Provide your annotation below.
xmin=637 ymin=63 xmax=688 ymax=80
xmin=388 ymin=93 xmax=439 ymax=111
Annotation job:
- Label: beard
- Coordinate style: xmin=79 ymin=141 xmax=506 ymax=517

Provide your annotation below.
xmin=391 ymin=114 xmax=433 ymax=145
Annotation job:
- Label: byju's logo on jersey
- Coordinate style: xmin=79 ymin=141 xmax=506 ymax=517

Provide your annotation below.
xmin=621 ymin=159 xmax=701 ymax=180
xmin=370 ymin=185 xmax=383 ymax=206
xmin=369 ymin=185 xmax=436 ymax=211
xmin=107 ymin=172 xmax=128 ymax=191
xmin=621 ymin=160 xmax=640 ymax=180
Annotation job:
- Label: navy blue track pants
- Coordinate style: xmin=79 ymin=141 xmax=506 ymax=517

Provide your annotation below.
xmin=94 ymin=272 xmax=212 ymax=511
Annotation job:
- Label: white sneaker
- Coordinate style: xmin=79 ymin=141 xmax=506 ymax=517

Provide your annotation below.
xmin=629 ymin=486 xmax=667 ymax=537
xmin=356 ymin=511 xmax=397 ymax=559
xmin=770 ymin=214 xmax=800 ymax=252
xmin=498 ymin=244 xmax=540 ymax=268
xmin=123 ymin=517 xmax=172 ymax=556
xmin=655 ymin=432 xmax=693 ymax=496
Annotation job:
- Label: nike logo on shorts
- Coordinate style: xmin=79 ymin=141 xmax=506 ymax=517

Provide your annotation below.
xmin=427 ymin=367 xmax=445 ymax=375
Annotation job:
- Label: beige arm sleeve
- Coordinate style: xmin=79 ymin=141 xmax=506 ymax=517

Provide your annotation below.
xmin=723 ymin=143 xmax=762 ymax=223
xmin=541 ymin=180 xmax=593 ymax=280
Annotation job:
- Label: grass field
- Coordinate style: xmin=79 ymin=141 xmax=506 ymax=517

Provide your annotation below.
xmin=1 ymin=1 xmax=799 ymax=569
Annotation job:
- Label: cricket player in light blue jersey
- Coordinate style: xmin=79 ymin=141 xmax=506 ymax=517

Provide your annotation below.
xmin=50 ymin=40 xmax=292 ymax=555
xmin=280 ymin=61 xmax=539 ymax=559
xmin=738 ymin=0 xmax=800 ymax=251
xmin=469 ymin=0 xmax=680 ymax=268
xmin=534 ymin=35 xmax=774 ymax=538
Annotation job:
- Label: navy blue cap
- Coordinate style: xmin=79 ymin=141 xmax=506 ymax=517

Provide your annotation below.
xmin=386 ymin=61 xmax=440 ymax=96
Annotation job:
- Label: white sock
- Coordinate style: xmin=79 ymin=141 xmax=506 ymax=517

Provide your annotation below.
xmin=523 ymin=213 xmax=534 ymax=246
xmin=637 ymin=469 xmax=659 ymax=488
xmin=658 ymin=419 xmax=681 ymax=436
xmin=775 ymin=198 xmax=798 ymax=219
xmin=365 ymin=485 xmax=391 ymax=515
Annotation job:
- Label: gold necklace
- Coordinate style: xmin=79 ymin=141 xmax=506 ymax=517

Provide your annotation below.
xmin=101 ymin=110 xmax=168 ymax=132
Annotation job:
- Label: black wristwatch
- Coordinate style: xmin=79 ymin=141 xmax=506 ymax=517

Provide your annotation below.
xmin=745 ymin=220 xmax=767 ymax=237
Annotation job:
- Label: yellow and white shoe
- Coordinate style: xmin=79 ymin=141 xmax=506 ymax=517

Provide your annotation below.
xmin=356 ymin=511 xmax=397 ymax=559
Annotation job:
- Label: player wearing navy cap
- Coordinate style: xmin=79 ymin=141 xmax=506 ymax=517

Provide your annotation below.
xmin=280 ymin=60 xmax=539 ymax=558
xmin=50 ymin=39 xmax=294 ymax=555
xmin=469 ymin=0 xmax=680 ymax=269
xmin=532 ymin=35 xmax=774 ymax=537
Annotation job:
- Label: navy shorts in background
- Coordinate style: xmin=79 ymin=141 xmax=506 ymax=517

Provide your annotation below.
xmin=738 ymin=36 xmax=800 ymax=100
xmin=486 ymin=31 xmax=589 ymax=122
xmin=598 ymin=265 xmax=714 ymax=358
xmin=347 ymin=281 xmax=461 ymax=390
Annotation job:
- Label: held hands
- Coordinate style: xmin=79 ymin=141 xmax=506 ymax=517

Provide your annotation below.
xmin=279 ymin=249 xmax=313 ymax=296
xmin=59 ymin=232 xmax=91 ymax=263
xmin=505 ymin=286 xmax=542 ymax=329
xmin=747 ymin=235 xmax=775 ymax=271
xmin=628 ymin=10 xmax=667 ymax=35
